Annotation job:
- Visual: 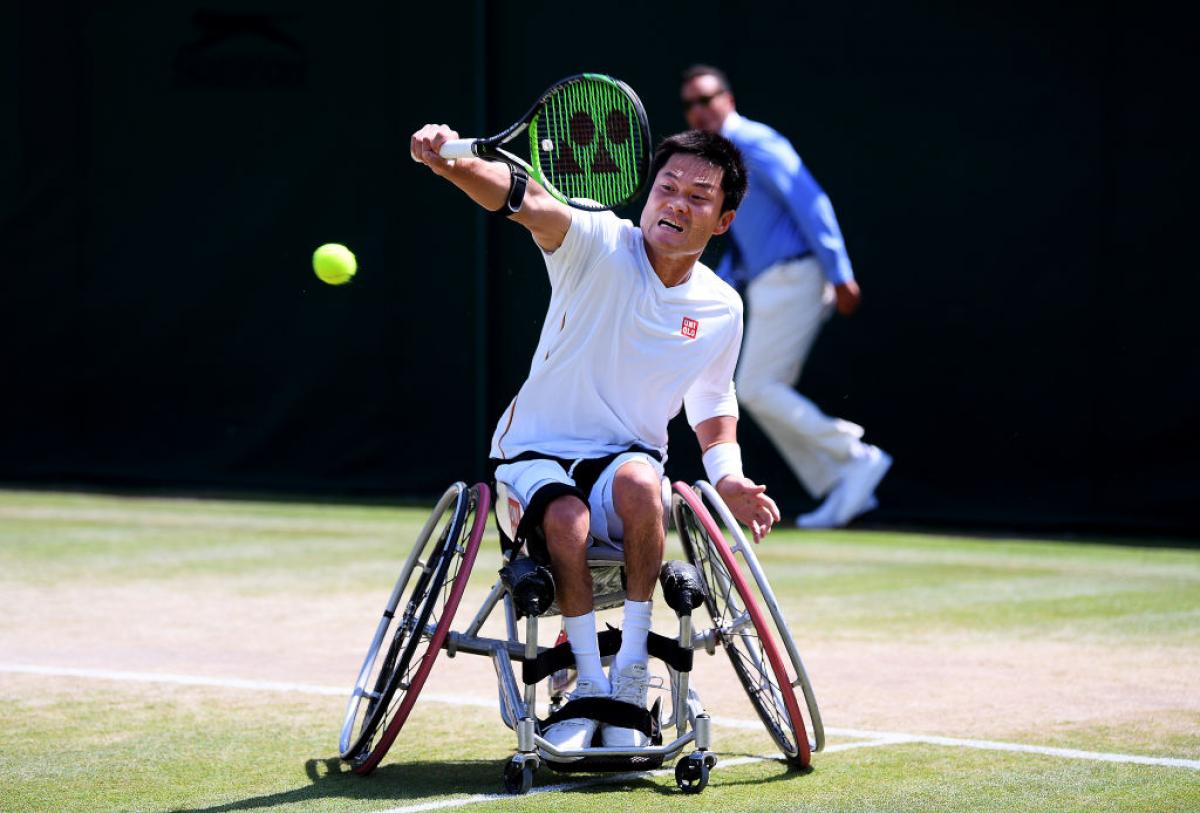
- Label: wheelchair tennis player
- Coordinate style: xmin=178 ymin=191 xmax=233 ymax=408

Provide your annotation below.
xmin=410 ymin=122 xmax=781 ymax=754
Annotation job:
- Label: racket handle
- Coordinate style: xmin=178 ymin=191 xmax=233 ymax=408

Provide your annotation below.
xmin=439 ymin=139 xmax=477 ymax=160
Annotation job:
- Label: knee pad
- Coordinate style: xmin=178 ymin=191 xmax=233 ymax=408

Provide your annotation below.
xmin=659 ymin=560 xmax=706 ymax=615
xmin=499 ymin=556 xmax=556 ymax=618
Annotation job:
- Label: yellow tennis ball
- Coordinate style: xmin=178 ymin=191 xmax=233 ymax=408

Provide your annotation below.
xmin=312 ymin=243 xmax=357 ymax=285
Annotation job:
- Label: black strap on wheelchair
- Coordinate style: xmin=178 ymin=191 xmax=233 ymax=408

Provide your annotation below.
xmin=539 ymin=696 xmax=662 ymax=742
xmin=488 ymin=445 xmax=664 ymax=561
xmin=521 ymin=626 xmax=693 ymax=686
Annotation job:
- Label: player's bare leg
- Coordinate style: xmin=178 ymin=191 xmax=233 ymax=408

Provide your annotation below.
xmin=602 ymin=461 xmax=663 ymax=747
xmin=541 ymin=494 xmax=609 ymax=751
xmin=542 ymin=495 xmax=594 ymax=617
xmin=611 ymin=461 xmax=666 ymax=602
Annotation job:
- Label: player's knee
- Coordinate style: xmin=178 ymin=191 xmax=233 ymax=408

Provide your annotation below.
xmin=613 ymin=463 xmax=663 ymax=527
xmin=542 ymin=494 xmax=590 ymax=552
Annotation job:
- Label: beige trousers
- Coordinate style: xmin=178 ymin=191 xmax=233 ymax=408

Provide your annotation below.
xmin=735 ymin=257 xmax=865 ymax=498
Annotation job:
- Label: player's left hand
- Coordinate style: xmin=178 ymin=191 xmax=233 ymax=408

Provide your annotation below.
xmin=716 ymin=476 xmax=781 ymax=542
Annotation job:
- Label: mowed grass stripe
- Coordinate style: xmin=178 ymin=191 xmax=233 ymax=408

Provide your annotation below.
xmin=3 ymin=664 xmax=1197 ymax=771
xmin=6 ymin=672 xmax=1195 ymax=813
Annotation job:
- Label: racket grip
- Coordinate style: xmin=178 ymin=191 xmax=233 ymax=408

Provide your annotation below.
xmin=439 ymin=139 xmax=477 ymax=160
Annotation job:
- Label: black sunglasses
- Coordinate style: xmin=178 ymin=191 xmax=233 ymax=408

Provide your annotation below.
xmin=682 ymin=90 xmax=726 ymax=112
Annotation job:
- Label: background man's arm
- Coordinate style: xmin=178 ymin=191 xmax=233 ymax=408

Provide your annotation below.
xmin=758 ymin=140 xmax=862 ymax=315
xmin=410 ymin=124 xmax=571 ymax=252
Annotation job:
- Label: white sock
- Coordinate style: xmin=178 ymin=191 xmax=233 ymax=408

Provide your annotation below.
xmin=563 ymin=612 xmax=609 ymax=692
xmin=613 ymin=599 xmax=652 ymax=673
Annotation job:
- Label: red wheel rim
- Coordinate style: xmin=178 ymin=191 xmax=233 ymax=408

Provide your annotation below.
xmin=354 ymin=483 xmax=492 ymax=774
xmin=673 ymin=481 xmax=811 ymax=766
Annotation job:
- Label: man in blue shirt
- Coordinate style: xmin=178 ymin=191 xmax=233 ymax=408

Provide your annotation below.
xmin=680 ymin=64 xmax=891 ymax=528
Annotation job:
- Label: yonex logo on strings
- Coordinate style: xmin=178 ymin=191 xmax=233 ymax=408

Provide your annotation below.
xmin=550 ymin=108 xmax=633 ymax=176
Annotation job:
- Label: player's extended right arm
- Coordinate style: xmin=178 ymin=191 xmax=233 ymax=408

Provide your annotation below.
xmin=410 ymin=124 xmax=571 ymax=253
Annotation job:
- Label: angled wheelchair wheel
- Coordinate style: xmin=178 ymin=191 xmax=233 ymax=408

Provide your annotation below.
xmin=339 ymin=481 xmax=491 ymax=774
xmin=672 ymin=481 xmax=815 ymax=769
xmin=693 ymin=480 xmax=824 ymax=757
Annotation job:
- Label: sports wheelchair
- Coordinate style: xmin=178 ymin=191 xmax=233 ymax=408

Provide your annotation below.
xmin=338 ymin=478 xmax=823 ymax=795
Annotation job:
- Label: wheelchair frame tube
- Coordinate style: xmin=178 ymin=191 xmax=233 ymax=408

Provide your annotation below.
xmin=674 ymin=613 xmax=693 ymax=737
xmin=531 ymin=731 xmax=697 ymax=763
xmin=523 ymin=615 xmax=539 ymax=714
xmin=490 ymin=640 xmax=526 ymax=733
xmin=462 ymin=577 xmax=507 ymax=640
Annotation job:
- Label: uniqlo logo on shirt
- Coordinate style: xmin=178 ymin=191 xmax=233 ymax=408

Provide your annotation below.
xmin=681 ymin=317 xmax=699 ymax=339
xmin=508 ymin=497 xmax=522 ymax=530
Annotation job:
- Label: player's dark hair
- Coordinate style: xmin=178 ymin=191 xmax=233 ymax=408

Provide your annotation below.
xmin=681 ymin=64 xmax=733 ymax=94
xmin=649 ymin=130 xmax=748 ymax=213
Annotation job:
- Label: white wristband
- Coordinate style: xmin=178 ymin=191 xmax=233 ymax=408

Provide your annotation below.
xmin=702 ymin=442 xmax=744 ymax=485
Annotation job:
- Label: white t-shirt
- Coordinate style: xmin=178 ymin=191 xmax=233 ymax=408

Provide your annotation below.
xmin=490 ymin=210 xmax=742 ymax=462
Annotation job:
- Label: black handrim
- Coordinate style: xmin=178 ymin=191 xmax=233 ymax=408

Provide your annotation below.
xmin=676 ymin=501 xmax=802 ymax=762
xmin=344 ymin=494 xmax=468 ymax=762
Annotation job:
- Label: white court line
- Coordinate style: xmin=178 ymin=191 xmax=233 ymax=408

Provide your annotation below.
xmin=3 ymin=663 xmax=1198 ymax=772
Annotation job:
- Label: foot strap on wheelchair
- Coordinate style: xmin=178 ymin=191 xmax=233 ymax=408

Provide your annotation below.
xmin=539 ymin=696 xmax=662 ymax=742
xmin=522 ymin=627 xmax=693 ymax=685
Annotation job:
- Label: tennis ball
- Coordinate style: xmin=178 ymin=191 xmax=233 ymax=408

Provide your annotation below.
xmin=312 ymin=243 xmax=357 ymax=285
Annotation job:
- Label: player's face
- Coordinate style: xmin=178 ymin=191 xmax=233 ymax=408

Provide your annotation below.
xmin=640 ymin=153 xmax=735 ymax=256
xmin=681 ymin=74 xmax=734 ymax=132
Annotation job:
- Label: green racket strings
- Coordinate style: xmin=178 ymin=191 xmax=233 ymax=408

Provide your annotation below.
xmin=531 ymin=76 xmax=647 ymax=207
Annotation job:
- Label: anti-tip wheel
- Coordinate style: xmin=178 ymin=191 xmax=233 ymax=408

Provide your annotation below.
xmin=503 ymin=759 xmax=535 ymax=795
xmin=675 ymin=754 xmax=709 ymax=794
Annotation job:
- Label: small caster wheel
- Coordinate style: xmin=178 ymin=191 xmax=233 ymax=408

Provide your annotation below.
xmin=675 ymin=754 xmax=709 ymax=794
xmin=503 ymin=758 xmax=535 ymax=795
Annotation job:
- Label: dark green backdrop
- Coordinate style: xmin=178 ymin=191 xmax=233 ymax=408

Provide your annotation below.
xmin=3 ymin=2 xmax=1196 ymax=534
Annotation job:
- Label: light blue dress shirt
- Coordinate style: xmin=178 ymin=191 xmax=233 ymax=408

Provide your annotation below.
xmin=717 ymin=111 xmax=854 ymax=287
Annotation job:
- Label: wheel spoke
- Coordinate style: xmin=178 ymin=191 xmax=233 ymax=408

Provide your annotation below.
xmin=341 ymin=483 xmax=491 ymax=774
xmin=673 ymin=484 xmax=809 ymax=767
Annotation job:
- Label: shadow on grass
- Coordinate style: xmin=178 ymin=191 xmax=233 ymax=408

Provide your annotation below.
xmin=170 ymin=752 xmax=812 ymax=811
xmin=558 ymin=753 xmax=810 ymax=798
xmin=169 ymin=757 xmax=502 ymax=813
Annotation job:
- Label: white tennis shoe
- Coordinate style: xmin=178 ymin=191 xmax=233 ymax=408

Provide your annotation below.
xmin=832 ymin=445 xmax=891 ymax=526
xmin=541 ymin=677 xmax=607 ymax=754
xmin=796 ymin=444 xmax=891 ymax=529
xmin=797 ymin=493 xmax=879 ymax=529
xmin=600 ymin=662 xmax=651 ymax=748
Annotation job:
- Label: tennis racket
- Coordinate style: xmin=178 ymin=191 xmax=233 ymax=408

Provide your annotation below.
xmin=439 ymin=73 xmax=652 ymax=212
